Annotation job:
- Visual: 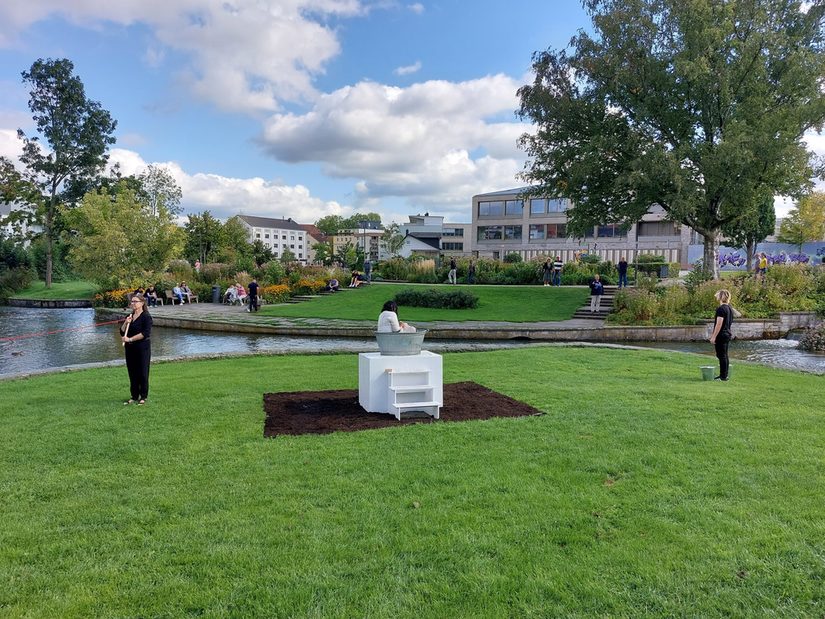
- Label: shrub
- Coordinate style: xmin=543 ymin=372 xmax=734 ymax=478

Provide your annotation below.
xmin=262 ymin=261 xmax=286 ymax=285
xmin=611 ymin=289 xmax=658 ymax=323
xmin=798 ymin=322 xmax=825 ymax=352
xmin=94 ymin=288 xmax=130 ymax=308
xmin=684 ymin=260 xmax=713 ymax=293
xmin=0 ymin=266 xmax=36 ymax=302
xmin=635 ymin=253 xmax=667 ymax=274
xmin=260 ymin=284 xmax=291 ymax=304
xmin=503 ymin=252 xmax=523 ymax=263
xmin=167 ymin=259 xmax=194 ymax=280
xmin=200 ymin=263 xmax=232 ymax=284
xmin=394 ymin=288 xmax=479 ymax=309
xmin=291 ymin=278 xmax=326 ymax=295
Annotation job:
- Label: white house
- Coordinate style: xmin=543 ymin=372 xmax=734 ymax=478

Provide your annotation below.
xmin=238 ymin=215 xmax=308 ymax=262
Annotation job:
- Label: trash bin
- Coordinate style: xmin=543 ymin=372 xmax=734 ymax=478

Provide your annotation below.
xmin=659 ymin=264 xmax=669 ymax=278
xmin=700 ymin=366 xmax=715 ymax=381
xmin=211 ymin=285 xmax=221 ymax=304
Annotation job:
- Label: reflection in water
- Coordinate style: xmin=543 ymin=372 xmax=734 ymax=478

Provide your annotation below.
xmin=1 ymin=306 xmax=823 ymax=376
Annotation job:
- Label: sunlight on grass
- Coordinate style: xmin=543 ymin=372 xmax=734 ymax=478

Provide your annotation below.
xmin=0 ymin=347 xmax=823 ymax=616
xmin=11 ymin=280 xmax=98 ymax=300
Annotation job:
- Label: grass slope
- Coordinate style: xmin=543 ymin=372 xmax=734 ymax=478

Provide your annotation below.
xmin=261 ymin=283 xmax=588 ymax=322
xmin=11 ymin=280 xmax=98 ymax=300
xmin=0 ymin=348 xmax=823 ymax=617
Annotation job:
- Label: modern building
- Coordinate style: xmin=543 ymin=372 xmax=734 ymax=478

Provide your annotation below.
xmin=331 ymin=222 xmax=385 ymax=262
xmin=398 ymin=214 xmax=472 ymax=258
xmin=471 ymin=187 xmax=691 ymax=265
xmin=238 ymin=215 xmax=308 ymax=262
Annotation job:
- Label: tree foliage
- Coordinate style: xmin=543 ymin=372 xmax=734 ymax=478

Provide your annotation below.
xmin=778 ymin=191 xmax=825 ymax=249
xmin=184 ymin=211 xmax=223 ymax=265
xmin=380 ymin=222 xmax=405 ymax=257
xmin=315 ymin=212 xmax=382 ymax=235
xmin=517 ymin=0 xmax=825 ymax=278
xmin=137 ymin=165 xmax=183 ymax=217
xmin=16 ymin=58 xmax=117 ymax=286
xmin=65 ymin=183 xmax=182 ymax=288
xmin=722 ymin=193 xmax=776 ymax=272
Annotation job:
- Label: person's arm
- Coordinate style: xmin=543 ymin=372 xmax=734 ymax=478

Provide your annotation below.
xmin=709 ymin=315 xmax=724 ymax=343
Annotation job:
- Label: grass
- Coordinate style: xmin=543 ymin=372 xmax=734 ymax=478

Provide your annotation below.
xmin=0 ymin=347 xmax=823 ymax=617
xmin=11 ymin=280 xmax=98 ymax=300
xmin=261 ymin=283 xmax=589 ymax=322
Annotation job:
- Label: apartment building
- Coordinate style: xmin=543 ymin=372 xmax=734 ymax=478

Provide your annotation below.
xmin=238 ymin=215 xmax=308 ymax=262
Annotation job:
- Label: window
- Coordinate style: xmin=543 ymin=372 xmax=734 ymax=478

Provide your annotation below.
xmin=264 ymin=233 xmax=269 ymax=239
xmin=290 ymin=235 xmax=295 ymax=241
xmin=290 ymin=244 xmax=295 ymax=249
xmin=298 ymin=245 xmax=303 ymax=249
xmin=478 ymin=201 xmax=504 ymax=217
xmin=443 ymin=228 xmax=464 ymax=237
xmin=547 ymin=199 xmax=566 ymax=213
xmin=282 ymin=235 xmax=287 ymax=240
xmin=546 ymin=223 xmax=567 ymax=238
xmin=255 ymin=233 xmax=261 ymax=239
xmin=442 ymin=242 xmax=464 ymax=251
xmin=598 ymin=224 xmax=626 ymax=238
xmin=273 ymin=251 xmax=279 ymax=257
xmin=477 ymin=225 xmax=503 ymax=240
xmin=505 ymin=200 xmax=523 ymax=216
xmin=530 ymin=198 xmax=546 ymax=215
xmin=504 ymin=225 xmax=522 ymax=240
xmin=637 ymin=221 xmax=680 ymax=236
xmin=529 ymin=224 xmax=545 ymax=240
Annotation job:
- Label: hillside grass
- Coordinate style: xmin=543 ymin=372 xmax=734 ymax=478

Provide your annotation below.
xmin=261 ymin=283 xmax=589 ymax=322
xmin=0 ymin=347 xmax=823 ymax=617
xmin=10 ymin=280 xmax=98 ymax=300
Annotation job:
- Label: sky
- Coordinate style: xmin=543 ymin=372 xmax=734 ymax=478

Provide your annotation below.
xmin=0 ymin=1 xmax=819 ymax=226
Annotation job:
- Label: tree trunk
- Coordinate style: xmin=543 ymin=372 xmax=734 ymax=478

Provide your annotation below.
xmin=745 ymin=239 xmax=755 ymax=274
xmin=702 ymin=231 xmax=720 ymax=279
xmin=45 ymin=205 xmax=53 ymax=289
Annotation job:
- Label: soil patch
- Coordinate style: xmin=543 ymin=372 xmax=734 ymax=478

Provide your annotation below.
xmin=264 ymin=381 xmax=544 ymax=437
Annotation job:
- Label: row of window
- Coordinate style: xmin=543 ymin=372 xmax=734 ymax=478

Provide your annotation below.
xmin=256 ymin=232 xmax=303 ymax=241
xmin=477 ymin=198 xmax=568 ymax=218
xmin=441 ymin=242 xmax=464 ymax=251
xmin=442 ymin=228 xmax=464 ymax=237
xmin=478 ymin=222 xmax=679 ymax=242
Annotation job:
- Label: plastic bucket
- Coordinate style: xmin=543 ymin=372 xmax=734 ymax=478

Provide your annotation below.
xmin=700 ymin=366 xmax=715 ymax=381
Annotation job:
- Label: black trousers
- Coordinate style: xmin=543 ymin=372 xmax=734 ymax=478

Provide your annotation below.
xmin=249 ymin=294 xmax=258 ymax=311
xmin=125 ymin=343 xmax=151 ymax=400
xmin=714 ymin=335 xmax=730 ymax=379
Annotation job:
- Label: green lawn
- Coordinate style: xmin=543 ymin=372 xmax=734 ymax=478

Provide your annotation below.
xmin=262 ymin=283 xmax=588 ymax=322
xmin=10 ymin=279 xmax=98 ymax=300
xmin=0 ymin=348 xmax=823 ymax=617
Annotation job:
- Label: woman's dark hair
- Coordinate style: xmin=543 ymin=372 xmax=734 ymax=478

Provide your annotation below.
xmin=382 ymin=300 xmax=397 ymax=313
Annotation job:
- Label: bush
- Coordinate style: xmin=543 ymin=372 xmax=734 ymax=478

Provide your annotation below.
xmin=260 ymin=284 xmax=291 ymax=304
xmin=94 ymin=288 xmax=130 ymax=308
xmin=503 ymin=252 xmax=523 ymax=263
xmin=798 ymin=322 xmax=825 ymax=352
xmin=199 ymin=263 xmax=232 ymax=284
xmin=0 ymin=267 xmax=36 ymax=302
xmin=262 ymin=261 xmax=286 ymax=285
xmin=291 ymin=278 xmax=326 ymax=295
xmin=167 ymin=259 xmax=194 ymax=280
xmin=635 ymin=253 xmax=667 ymax=274
xmin=394 ymin=288 xmax=479 ymax=309
xmin=684 ymin=260 xmax=713 ymax=293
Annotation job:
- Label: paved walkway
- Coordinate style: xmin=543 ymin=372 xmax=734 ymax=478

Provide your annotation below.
xmin=121 ymin=301 xmax=607 ymax=341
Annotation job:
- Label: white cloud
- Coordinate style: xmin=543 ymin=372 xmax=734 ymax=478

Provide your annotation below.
xmin=0 ymin=128 xmax=24 ymax=163
xmin=0 ymin=0 xmax=364 ymax=113
xmin=107 ymin=148 xmax=350 ymax=222
xmin=260 ymin=75 xmax=528 ymax=209
xmin=407 ymin=3 xmax=424 ymax=14
xmin=394 ymin=61 xmax=422 ymax=76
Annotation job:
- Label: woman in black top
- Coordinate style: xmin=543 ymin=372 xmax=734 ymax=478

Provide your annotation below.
xmin=120 ymin=293 xmax=153 ymax=405
xmin=709 ymin=289 xmax=733 ymax=381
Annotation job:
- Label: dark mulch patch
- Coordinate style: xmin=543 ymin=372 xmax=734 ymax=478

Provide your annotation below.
xmin=263 ymin=381 xmax=544 ymax=437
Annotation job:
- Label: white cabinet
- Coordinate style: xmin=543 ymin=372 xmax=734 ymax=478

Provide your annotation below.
xmin=358 ymin=351 xmax=442 ymax=420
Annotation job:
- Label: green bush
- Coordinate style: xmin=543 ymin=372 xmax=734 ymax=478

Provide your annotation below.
xmin=199 ymin=263 xmax=232 ymax=284
xmin=503 ymin=252 xmax=523 ymax=263
xmin=394 ymin=288 xmax=479 ymax=309
xmin=167 ymin=259 xmax=194 ymax=281
xmin=261 ymin=261 xmax=286 ymax=285
xmin=635 ymin=253 xmax=667 ymax=274
xmin=0 ymin=267 xmax=36 ymax=302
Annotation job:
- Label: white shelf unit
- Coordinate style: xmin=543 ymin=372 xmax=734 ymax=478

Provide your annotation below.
xmin=358 ymin=351 xmax=443 ymax=420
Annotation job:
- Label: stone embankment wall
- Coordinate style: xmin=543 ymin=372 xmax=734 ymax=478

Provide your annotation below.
xmin=8 ymin=299 xmax=93 ymax=309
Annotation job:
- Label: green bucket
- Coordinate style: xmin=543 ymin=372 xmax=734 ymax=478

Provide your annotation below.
xmin=700 ymin=366 xmax=715 ymax=381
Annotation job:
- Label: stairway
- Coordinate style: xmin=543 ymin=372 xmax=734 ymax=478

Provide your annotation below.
xmin=571 ymin=285 xmax=621 ymax=320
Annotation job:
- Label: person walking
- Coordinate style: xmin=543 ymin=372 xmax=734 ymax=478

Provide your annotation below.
xmin=617 ymin=256 xmax=629 ymax=288
xmin=709 ymin=289 xmax=734 ymax=381
xmin=448 ymin=257 xmax=457 ymax=285
xmin=467 ymin=260 xmax=476 ymax=285
xmin=542 ymin=258 xmax=552 ymax=286
xmin=363 ymin=258 xmax=372 ymax=283
xmin=552 ymin=256 xmax=563 ymax=286
xmin=120 ymin=293 xmax=152 ymax=405
xmin=589 ymin=274 xmax=604 ymax=313
xmin=247 ymin=278 xmax=259 ymax=312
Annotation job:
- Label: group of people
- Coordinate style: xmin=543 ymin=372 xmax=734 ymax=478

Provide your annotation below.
xmin=224 ymin=280 xmax=260 ymax=311
xmin=172 ymin=282 xmax=195 ymax=304
xmin=542 ymin=257 xmax=564 ymax=286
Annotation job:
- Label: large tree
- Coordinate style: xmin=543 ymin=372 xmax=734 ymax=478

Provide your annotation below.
xmin=65 ymin=183 xmax=182 ymax=288
xmin=16 ymin=58 xmax=117 ymax=287
xmin=137 ymin=165 xmax=183 ymax=217
xmin=184 ymin=211 xmax=223 ymax=265
xmin=777 ymin=191 xmax=825 ymax=250
xmin=722 ymin=193 xmax=776 ymax=272
xmin=380 ymin=222 xmax=405 ymax=257
xmin=517 ymin=0 xmax=825 ymax=278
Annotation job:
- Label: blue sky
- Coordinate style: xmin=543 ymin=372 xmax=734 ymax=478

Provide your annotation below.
xmin=0 ymin=1 xmax=814 ymax=224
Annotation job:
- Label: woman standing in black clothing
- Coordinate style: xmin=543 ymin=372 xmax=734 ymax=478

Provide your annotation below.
xmin=120 ymin=293 xmax=153 ymax=405
xmin=709 ymin=289 xmax=733 ymax=381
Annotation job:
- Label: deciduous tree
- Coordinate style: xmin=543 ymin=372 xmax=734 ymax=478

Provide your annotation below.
xmin=722 ymin=194 xmax=776 ymax=272
xmin=137 ymin=165 xmax=183 ymax=217
xmin=16 ymin=58 xmax=117 ymax=287
xmin=778 ymin=191 xmax=825 ymax=250
xmin=517 ymin=0 xmax=825 ymax=278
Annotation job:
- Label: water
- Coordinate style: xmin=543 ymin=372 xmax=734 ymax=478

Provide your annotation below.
xmin=1 ymin=307 xmax=823 ymax=377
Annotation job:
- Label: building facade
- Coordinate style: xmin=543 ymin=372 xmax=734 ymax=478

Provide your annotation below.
xmin=471 ymin=187 xmax=692 ymax=265
xmin=398 ymin=214 xmax=472 ymax=258
xmin=238 ymin=215 xmax=308 ymax=262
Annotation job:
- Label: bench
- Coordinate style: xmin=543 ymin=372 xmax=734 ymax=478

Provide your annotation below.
xmin=165 ymin=290 xmax=185 ymax=305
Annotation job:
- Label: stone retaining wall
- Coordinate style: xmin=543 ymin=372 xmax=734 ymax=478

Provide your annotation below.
xmin=8 ymin=299 xmax=93 ymax=309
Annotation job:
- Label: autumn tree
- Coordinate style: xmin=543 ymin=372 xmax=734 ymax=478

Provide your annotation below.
xmin=15 ymin=58 xmax=117 ymax=286
xmin=517 ymin=0 xmax=825 ymax=278
xmin=778 ymin=191 xmax=825 ymax=251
